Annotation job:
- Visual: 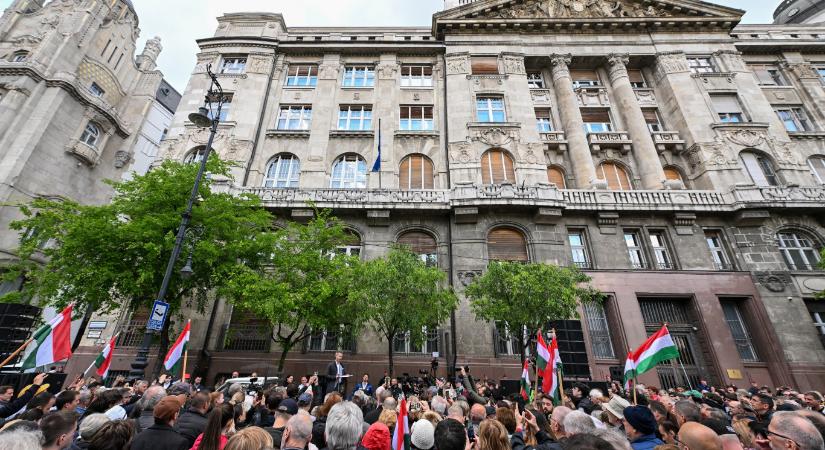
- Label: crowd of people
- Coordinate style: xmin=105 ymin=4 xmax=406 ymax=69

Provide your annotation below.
xmin=0 ymin=365 xmax=824 ymax=450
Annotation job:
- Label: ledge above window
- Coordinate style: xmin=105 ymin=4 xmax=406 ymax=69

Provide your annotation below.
xmin=329 ymin=130 xmax=374 ymax=138
xmin=265 ymin=129 xmax=311 ymax=138
xmin=394 ymin=130 xmax=440 ymax=138
xmin=216 ymin=73 xmax=248 ymax=80
xmin=467 ymin=121 xmax=521 ymax=129
xmin=789 ymin=131 xmax=825 ymax=140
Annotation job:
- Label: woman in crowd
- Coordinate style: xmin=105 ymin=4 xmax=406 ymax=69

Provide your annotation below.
xmin=192 ymin=403 xmax=235 ymax=450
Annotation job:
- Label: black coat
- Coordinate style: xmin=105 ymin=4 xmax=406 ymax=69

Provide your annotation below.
xmin=312 ymin=416 xmax=328 ymax=449
xmin=364 ymin=406 xmax=383 ymax=425
xmin=326 ymin=361 xmax=345 ymax=394
xmin=174 ymin=408 xmax=209 ymax=447
xmin=0 ymin=388 xmax=35 ymax=419
xmin=131 ymin=424 xmax=190 ymax=450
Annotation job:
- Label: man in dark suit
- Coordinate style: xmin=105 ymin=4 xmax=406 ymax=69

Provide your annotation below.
xmin=325 ymin=352 xmax=345 ymax=394
xmin=352 ymin=373 xmax=373 ymax=398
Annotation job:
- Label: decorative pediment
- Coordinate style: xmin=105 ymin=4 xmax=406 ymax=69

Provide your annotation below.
xmin=434 ymin=0 xmax=743 ymax=34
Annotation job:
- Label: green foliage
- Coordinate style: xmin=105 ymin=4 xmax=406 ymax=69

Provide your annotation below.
xmin=349 ymin=247 xmax=457 ymax=375
xmin=2 ymin=156 xmax=275 ymax=315
xmin=218 ymin=209 xmax=359 ymax=372
xmin=818 ymin=249 xmax=825 ymax=299
xmin=465 ymin=262 xmax=602 ymax=360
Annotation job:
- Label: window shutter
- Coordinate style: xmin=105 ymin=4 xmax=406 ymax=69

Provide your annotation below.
xmin=482 ymin=150 xmax=515 ymax=184
xmin=472 ymin=57 xmax=499 ymax=75
xmin=400 ymin=155 xmax=434 ymax=190
xmin=400 ymin=157 xmax=411 ymax=189
xmin=752 ymin=66 xmax=775 ymax=85
xmin=598 ymin=162 xmax=632 ymax=190
xmin=711 ymin=95 xmax=742 ymax=113
xmin=410 ymin=155 xmax=423 ymax=189
xmin=547 ymin=166 xmax=567 ymax=188
xmin=628 ymin=69 xmax=645 ymax=84
xmin=487 ymin=228 xmax=528 ymax=261
xmin=581 ymin=109 xmax=611 ymax=123
xmin=535 ymin=108 xmax=551 ymax=119
xmin=663 ymin=167 xmax=682 ymax=181
xmin=422 ymin=157 xmax=434 ymax=189
xmin=570 ymin=69 xmax=599 ymax=81
xmin=642 ymin=109 xmax=660 ymax=124
xmin=398 ymin=231 xmax=437 ymax=255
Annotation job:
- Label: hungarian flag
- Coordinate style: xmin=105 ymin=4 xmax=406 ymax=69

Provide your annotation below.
xmin=623 ymin=351 xmax=636 ymax=391
xmin=163 ymin=321 xmax=190 ymax=374
xmin=520 ymin=359 xmax=532 ymax=401
xmin=392 ymin=397 xmax=410 ymax=450
xmin=536 ymin=331 xmax=550 ymax=376
xmin=542 ymin=334 xmax=563 ymax=402
xmin=627 ymin=325 xmax=680 ymax=379
xmin=94 ymin=334 xmax=117 ymax=379
xmin=22 ymin=305 xmax=73 ymax=370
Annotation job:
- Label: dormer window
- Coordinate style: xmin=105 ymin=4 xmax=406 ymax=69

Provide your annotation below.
xmin=89 ymin=82 xmax=105 ymax=98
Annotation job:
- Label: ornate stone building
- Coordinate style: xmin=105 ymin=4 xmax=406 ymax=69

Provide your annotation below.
xmin=0 ymin=0 xmax=176 ymax=359
xmin=72 ymin=0 xmax=825 ymax=390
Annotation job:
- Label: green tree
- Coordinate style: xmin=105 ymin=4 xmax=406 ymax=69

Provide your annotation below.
xmin=349 ymin=247 xmax=457 ymax=376
xmin=465 ymin=262 xmax=602 ymax=363
xmin=219 ymin=210 xmax=359 ymax=373
xmin=2 ymin=157 xmax=276 ymax=367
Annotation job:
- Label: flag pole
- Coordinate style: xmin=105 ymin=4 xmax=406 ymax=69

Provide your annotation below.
xmin=82 ymin=360 xmax=96 ymax=377
xmin=181 ymin=320 xmax=190 ymax=383
xmin=632 ymin=378 xmax=637 ymax=405
xmin=533 ymin=330 xmax=540 ymax=400
xmin=0 ymin=337 xmax=33 ymax=369
xmin=678 ymin=359 xmax=692 ymax=391
xmin=552 ymin=328 xmax=566 ymax=404
xmin=377 ymin=118 xmax=382 ymax=190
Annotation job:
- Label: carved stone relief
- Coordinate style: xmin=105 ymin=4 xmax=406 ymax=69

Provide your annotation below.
xmin=503 ymin=55 xmax=526 ymax=75
xmin=449 ymin=141 xmax=474 ymax=163
xmin=458 ymin=270 xmax=483 ymax=286
xmin=446 ymin=55 xmax=469 ymax=75
xmin=654 ymin=52 xmax=689 ymax=79
xmin=378 ymin=63 xmax=400 ymax=79
xmin=246 ymin=55 xmax=272 ymax=74
xmin=475 ymin=0 xmax=673 ymax=19
xmin=319 ymin=63 xmax=340 ymax=80
xmin=753 ymin=271 xmax=793 ymax=293
xmin=472 ymin=127 xmax=520 ymax=147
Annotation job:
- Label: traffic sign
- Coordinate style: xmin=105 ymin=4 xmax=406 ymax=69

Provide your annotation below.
xmin=147 ymin=300 xmax=169 ymax=331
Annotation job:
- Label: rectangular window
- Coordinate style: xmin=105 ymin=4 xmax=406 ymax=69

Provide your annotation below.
xmin=649 ymin=231 xmax=674 ymax=269
xmin=527 ymin=72 xmax=545 ymax=89
xmin=687 ymin=57 xmax=715 ymax=73
xmin=624 ymin=230 xmax=646 ymax=269
xmin=721 ymin=300 xmax=759 ymax=362
xmin=400 ymin=65 xmax=433 ymax=87
xmin=476 ymin=96 xmax=506 ymax=122
xmin=535 ymin=108 xmax=553 ymax=132
xmin=581 ymin=109 xmax=612 ymax=133
xmin=711 ymin=95 xmax=745 ymax=123
xmin=471 ymin=56 xmax=499 ymax=75
xmin=809 ymin=157 xmax=825 ymax=184
xmin=286 ymin=65 xmax=318 ymax=87
xmin=806 ymin=300 xmax=825 ymax=351
xmin=704 ymin=230 xmax=733 ymax=270
xmin=571 ymin=69 xmax=601 ymax=88
xmin=343 ymin=66 xmax=375 ymax=87
xmin=338 ymin=105 xmax=372 ymax=130
xmin=220 ymin=57 xmax=247 ymax=74
xmin=308 ymin=326 xmax=355 ymax=352
xmin=495 ymin=322 xmax=523 ymax=356
xmin=399 ymin=105 xmax=434 ymax=130
xmin=206 ymin=94 xmax=231 ymax=122
xmin=277 ymin=105 xmax=312 ymax=130
xmin=775 ymin=107 xmax=813 ymax=132
xmin=750 ymin=64 xmax=788 ymax=86
xmin=643 ymin=109 xmax=662 ymax=132
xmin=583 ymin=301 xmax=615 ymax=359
xmin=818 ymin=67 xmax=825 ymax=86
xmin=628 ymin=69 xmax=647 ymax=88
xmin=393 ymin=328 xmax=439 ymax=354
xmin=568 ymin=230 xmax=591 ymax=269
xmin=89 ymin=82 xmax=105 ymax=97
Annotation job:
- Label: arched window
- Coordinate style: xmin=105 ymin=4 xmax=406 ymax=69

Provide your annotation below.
xmin=397 ymin=230 xmax=437 ymax=266
xmin=481 ymin=149 xmax=515 ymax=184
xmin=10 ymin=51 xmax=28 ymax=62
xmin=264 ymin=154 xmax=300 ymax=188
xmin=808 ymin=156 xmax=825 ymax=184
xmin=547 ymin=165 xmax=567 ymax=189
xmin=597 ymin=162 xmax=632 ymax=190
xmin=336 ymin=230 xmax=361 ymax=257
xmin=79 ymin=122 xmax=100 ymax=148
xmin=777 ymin=230 xmax=821 ymax=271
xmin=399 ymin=154 xmax=434 ymax=190
xmin=740 ymin=151 xmax=779 ymax=186
xmin=663 ymin=166 xmax=684 ymax=183
xmin=184 ymin=147 xmax=208 ymax=164
xmin=487 ymin=227 xmax=528 ymax=262
xmin=330 ymin=154 xmax=367 ymax=189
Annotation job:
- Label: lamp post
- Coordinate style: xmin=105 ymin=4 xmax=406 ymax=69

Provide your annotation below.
xmin=128 ymin=65 xmax=225 ymax=381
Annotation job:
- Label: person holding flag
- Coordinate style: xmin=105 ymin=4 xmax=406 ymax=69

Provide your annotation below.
xmin=540 ymin=332 xmax=563 ymax=404
xmin=87 ymin=333 xmax=118 ymax=380
xmin=9 ymin=304 xmax=74 ymax=372
xmin=520 ymin=359 xmax=532 ymax=402
xmin=623 ymin=324 xmax=680 ymax=402
xmin=392 ymin=397 xmax=410 ymax=450
xmin=163 ymin=320 xmax=191 ymax=381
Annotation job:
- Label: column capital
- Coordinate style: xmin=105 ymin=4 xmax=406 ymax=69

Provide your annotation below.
xmin=606 ymin=53 xmax=630 ymax=84
xmin=550 ymin=53 xmax=572 ymax=81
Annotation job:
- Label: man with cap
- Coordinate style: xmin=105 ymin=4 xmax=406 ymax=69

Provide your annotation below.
xmin=411 ymin=419 xmax=435 ymax=450
xmin=268 ymin=397 xmax=299 ymax=449
xmin=621 ymin=405 xmax=663 ymax=450
xmin=131 ymin=395 xmax=190 ymax=450
xmin=602 ymin=395 xmax=631 ymax=430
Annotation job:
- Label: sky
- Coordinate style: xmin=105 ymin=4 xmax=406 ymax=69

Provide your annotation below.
xmin=1 ymin=0 xmax=777 ymax=92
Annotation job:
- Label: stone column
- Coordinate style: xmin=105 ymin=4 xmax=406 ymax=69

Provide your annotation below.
xmin=550 ymin=54 xmax=597 ymax=189
xmin=606 ymin=53 xmax=666 ymax=190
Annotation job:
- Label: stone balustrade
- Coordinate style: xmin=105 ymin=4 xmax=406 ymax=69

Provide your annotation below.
xmin=652 ymin=131 xmax=686 ymax=153
xmin=587 ymin=131 xmax=632 ymax=153
xmin=633 ymin=88 xmax=658 ymax=107
xmin=575 ymin=86 xmax=611 ymax=107
xmin=539 ymin=131 xmax=568 ymax=152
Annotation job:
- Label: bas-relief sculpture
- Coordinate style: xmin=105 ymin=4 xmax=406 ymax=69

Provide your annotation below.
xmin=476 ymin=0 xmax=673 ymax=19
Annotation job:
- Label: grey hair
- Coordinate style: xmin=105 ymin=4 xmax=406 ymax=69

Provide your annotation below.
xmin=771 ymin=411 xmax=825 ymax=450
xmin=325 ymin=401 xmax=364 ymax=450
xmin=286 ymin=414 xmax=313 ymax=444
xmin=589 ymin=389 xmax=604 ymax=399
xmin=563 ymin=410 xmax=596 ymax=435
xmin=78 ymin=413 xmax=110 ymax=441
xmin=592 ymin=428 xmax=631 ymax=450
xmin=140 ymin=385 xmax=167 ymax=411
xmin=430 ymin=396 xmax=448 ymax=415
xmin=0 ymin=429 xmax=44 ymax=450
xmin=228 ymin=383 xmax=244 ymax=397
xmin=78 ymin=389 xmax=92 ymax=405
xmin=383 ymin=397 xmax=397 ymax=411
xmin=447 ymin=404 xmax=464 ymax=420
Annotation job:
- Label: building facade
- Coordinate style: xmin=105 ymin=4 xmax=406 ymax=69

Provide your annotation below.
xmin=71 ymin=0 xmax=825 ymax=391
xmin=0 ymin=0 xmax=176 ymax=360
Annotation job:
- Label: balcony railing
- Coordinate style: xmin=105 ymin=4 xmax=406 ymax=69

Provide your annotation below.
xmin=652 ymin=131 xmax=686 ymax=153
xmin=222 ymin=324 xmax=271 ymax=352
xmin=539 ymin=131 xmax=568 ymax=152
xmin=587 ymin=131 xmax=632 ymax=154
xmin=575 ymin=86 xmax=610 ymax=107
xmin=117 ymin=323 xmax=158 ymax=348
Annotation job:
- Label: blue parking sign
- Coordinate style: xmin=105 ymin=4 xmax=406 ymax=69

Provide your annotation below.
xmin=147 ymin=300 xmax=169 ymax=331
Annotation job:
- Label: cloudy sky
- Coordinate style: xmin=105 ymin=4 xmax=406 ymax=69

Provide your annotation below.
xmin=1 ymin=0 xmax=776 ymax=91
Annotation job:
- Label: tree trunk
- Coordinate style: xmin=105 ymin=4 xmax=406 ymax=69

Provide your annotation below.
xmin=277 ymin=341 xmax=293 ymax=375
xmin=387 ymin=332 xmax=395 ymax=377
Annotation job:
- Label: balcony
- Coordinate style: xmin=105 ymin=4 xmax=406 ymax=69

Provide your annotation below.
xmin=691 ymin=72 xmax=737 ymax=92
xmin=539 ymin=131 xmax=567 ymax=153
xmin=221 ymin=324 xmax=271 ymax=352
xmin=65 ymin=140 xmax=101 ymax=166
xmin=575 ymin=86 xmax=610 ymax=107
xmin=587 ymin=131 xmax=632 ymax=154
xmin=652 ymin=131 xmax=686 ymax=153
xmin=236 ymin=187 xmax=450 ymax=210
xmin=633 ymin=88 xmax=657 ymax=107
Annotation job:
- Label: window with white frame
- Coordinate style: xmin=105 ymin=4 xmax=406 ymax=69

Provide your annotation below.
xmin=687 ymin=57 xmax=715 ymax=73
xmin=220 ymin=56 xmax=247 ymax=74
xmin=89 ymin=82 xmax=105 ymax=97
xmin=476 ymin=96 xmax=506 ymax=122
xmin=643 ymin=109 xmax=662 ymax=132
xmin=750 ymin=64 xmax=789 ymax=86
xmin=400 ymin=65 xmax=433 ymax=87
xmin=308 ymin=326 xmax=355 ymax=352
xmin=775 ymin=107 xmax=813 ymax=132
xmin=263 ymin=154 xmax=300 ymax=188
xmin=568 ymin=230 xmax=591 ymax=269
xmin=571 ymin=69 xmax=601 ymax=88
xmin=806 ymin=300 xmax=825 ymax=351
xmin=399 ymin=106 xmax=434 ymax=130
xmin=285 ymin=65 xmax=317 ymax=87
xmin=649 ymin=231 xmax=674 ymax=269
xmin=335 ymin=231 xmax=362 ymax=257
xmin=535 ymin=108 xmax=553 ymax=132
xmin=206 ymin=94 xmax=231 ymax=122
xmin=330 ymin=154 xmax=367 ymax=189
xmin=705 ymin=230 xmax=733 ymax=270
xmin=628 ymin=69 xmax=647 ymax=88
xmin=740 ymin=151 xmax=779 ymax=186
xmin=79 ymin=122 xmax=100 ymax=147
xmin=527 ymin=72 xmax=545 ymax=89
xmin=720 ymin=300 xmax=759 ymax=362
xmin=184 ymin=148 xmax=207 ymax=164
xmin=809 ymin=156 xmax=825 ymax=184
xmin=777 ymin=231 xmax=821 ymax=271
xmin=711 ymin=95 xmax=745 ymax=123
xmin=343 ymin=66 xmax=375 ymax=87
xmin=393 ymin=327 xmax=439 ymax=354
xmin=581 ymin=109 xmax=612 ymax=133
xmin=624 ymin=230 xmax=647 ymax=269
xmin=583 ymin=301 xmax=615 ymax=359
xmin=277 ymin=105 xmax=312 ymax=130
xmin=495 ymin=322 xmax=525 ymax=356
xmin=338 ymin=106 xmax=372 ymax=130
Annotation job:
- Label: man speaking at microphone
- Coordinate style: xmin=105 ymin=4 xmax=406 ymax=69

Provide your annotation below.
xmin=325 ymin=352 xmax=346 ymax=394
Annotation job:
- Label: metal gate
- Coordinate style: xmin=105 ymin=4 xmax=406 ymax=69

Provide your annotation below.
xmin=638 ymin=298 xmax=709 ymax=390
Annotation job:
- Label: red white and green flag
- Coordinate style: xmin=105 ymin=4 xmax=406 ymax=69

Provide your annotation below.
xmin=22 ymin=305 xmax=73 ymax=370
xmin=625 ymin=325 xmax=680 ymax=382
xmin=623 ymin=351 xmax=637 ymax=391
xmin=392 ymin=398 xmax=410 ymax=450
xmin=541 ymin=335 xmax=563 ymax=402
xmin=94 ymin=334 xmax=117 ymax=379
xmin=163 ymin=321 xmax=190 ymax=375
xmin=536 ymin=331 xmax=550 ymax=376
xmin=520 ymin=359 xmax=532 ymax=401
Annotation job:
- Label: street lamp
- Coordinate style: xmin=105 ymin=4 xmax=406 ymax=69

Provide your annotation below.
xmin=128 ymin=65 xmax=225 ymax=381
